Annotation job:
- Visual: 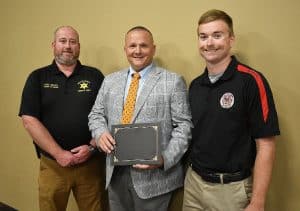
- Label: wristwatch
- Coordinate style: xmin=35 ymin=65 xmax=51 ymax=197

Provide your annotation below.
xmin=88 ymin=144 xmax=97 ymax=154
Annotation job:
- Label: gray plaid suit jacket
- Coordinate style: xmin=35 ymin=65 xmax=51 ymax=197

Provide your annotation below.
xmin=88 ymin=64 xmax=192 ymax=199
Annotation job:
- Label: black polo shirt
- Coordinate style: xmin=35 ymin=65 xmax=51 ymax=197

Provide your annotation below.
xmin=19 ymin=60 xmax=104 ymax=157
xmin=189 ymin=56 xmax=280 ymax=173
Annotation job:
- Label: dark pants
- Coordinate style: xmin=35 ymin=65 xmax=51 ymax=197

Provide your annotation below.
xmin=108 ymin=166 xmax=172 ymax=211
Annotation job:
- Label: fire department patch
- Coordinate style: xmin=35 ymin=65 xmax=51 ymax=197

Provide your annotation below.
xmin=220 ymin=92 xmax=234 ymax=109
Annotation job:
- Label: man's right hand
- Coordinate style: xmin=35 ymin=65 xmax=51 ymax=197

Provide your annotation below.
xmin=98 ymin=131 xmax=116 ymax=154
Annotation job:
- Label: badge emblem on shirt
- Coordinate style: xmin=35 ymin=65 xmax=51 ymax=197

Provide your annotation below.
xmin=77 ymin=80 xmax=91 ymax=92
xmin=220 ymin=92 xmax=234 ymax=109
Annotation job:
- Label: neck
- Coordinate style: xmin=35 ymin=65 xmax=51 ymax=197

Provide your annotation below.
xmin=56 ymin=61 xmax=77 ymax=77
xmin=206 ymin=56 xmax=232 ymax=75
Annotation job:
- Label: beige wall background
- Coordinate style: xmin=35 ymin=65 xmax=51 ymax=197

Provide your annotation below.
xmin=1 ymin=0 xmax=299 ymax=210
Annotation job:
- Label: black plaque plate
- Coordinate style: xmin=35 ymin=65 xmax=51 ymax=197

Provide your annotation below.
xmin=111 ymin=123 xmax=161 ymax=165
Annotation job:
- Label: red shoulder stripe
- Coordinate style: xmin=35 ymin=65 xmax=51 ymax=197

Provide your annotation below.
xmin=237 ymin=64 xmax=269 ymax=122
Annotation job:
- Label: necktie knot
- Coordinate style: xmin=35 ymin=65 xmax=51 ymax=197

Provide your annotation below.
xmin=132 ymin=73 xmax=141 ymax=79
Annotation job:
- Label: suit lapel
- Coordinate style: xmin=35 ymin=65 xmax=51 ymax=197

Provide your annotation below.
xmin=132 ymin=66 xmax=161 ymax=122
xmin=114 ymin=69 xmax=129 ymax=123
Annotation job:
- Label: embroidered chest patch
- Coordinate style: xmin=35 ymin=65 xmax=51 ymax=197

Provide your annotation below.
xmin=220 ymin=92 xmax=234 ymax=109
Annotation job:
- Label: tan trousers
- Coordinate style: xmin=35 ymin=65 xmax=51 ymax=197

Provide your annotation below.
xmin=38 ymin=155 xmax=107 ymax=211
xmin=182 ymin=167 xmax=252 ymax=211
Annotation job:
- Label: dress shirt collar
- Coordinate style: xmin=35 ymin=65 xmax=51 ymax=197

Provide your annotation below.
xmin=128 ymin=63 xmax=153 ymax=79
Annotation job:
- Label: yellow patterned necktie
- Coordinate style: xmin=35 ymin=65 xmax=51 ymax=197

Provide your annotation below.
xmin=121 ymin=73 xmax=141 ymax=124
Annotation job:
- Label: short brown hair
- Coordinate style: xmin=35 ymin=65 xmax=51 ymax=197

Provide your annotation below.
xmin=198 ymin=9 xmax=234 ymax=36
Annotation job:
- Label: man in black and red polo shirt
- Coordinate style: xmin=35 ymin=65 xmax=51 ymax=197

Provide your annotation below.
xmin=183 ymin=9 xmax=280 ymax=211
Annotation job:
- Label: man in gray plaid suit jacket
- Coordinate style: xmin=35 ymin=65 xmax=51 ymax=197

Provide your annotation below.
xmin=88 ymin=26 xmax=192 ymax=211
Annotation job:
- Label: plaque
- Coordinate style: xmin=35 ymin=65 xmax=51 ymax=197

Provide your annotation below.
xmin=111 ymin=123 xmax=161 ymax=165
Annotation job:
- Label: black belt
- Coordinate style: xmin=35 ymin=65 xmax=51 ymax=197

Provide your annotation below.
xmin=191 ymin=164 xmax=251 ymax=184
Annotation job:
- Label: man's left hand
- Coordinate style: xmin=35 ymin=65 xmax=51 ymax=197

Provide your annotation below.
xmin=70 ymin=145 xmax=91 ymax=164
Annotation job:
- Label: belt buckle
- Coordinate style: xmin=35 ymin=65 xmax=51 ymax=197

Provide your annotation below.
xmin=219 ymin=173 xmax=224 ymax=184
xmin=214 ymin=173 xmax=224 ymax=184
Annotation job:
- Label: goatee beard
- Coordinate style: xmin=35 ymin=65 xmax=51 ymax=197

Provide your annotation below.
xmin=55 ymin=55 xmax=77 ymax=66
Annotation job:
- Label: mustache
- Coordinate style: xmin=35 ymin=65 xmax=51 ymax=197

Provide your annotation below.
xmin=62 ymin=50 xmax=73 ymax=53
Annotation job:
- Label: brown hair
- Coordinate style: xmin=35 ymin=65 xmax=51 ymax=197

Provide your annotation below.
xmin=198 ymin=9 xmax=234 ymax=36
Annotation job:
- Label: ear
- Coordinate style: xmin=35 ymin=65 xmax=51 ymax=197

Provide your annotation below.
xmin=51 ymin=41 xmax=55 ymax=49
xmin=153 ymin=44 xmax=156 ymax=55
xmin=229 ymin=35 xmax=235 ymax=47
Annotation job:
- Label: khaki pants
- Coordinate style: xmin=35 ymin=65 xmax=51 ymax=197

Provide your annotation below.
xmin=39 ymin=155 xmax=107 ymax=211
xmin=182 ymin=167 xmax=252 ymax=211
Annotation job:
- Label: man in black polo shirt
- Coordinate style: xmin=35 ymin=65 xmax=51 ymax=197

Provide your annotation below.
xmin=182 ymin=10 xmax=280 ymax=211
xmin=19 ymin=26 xmax=107 ymax=211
